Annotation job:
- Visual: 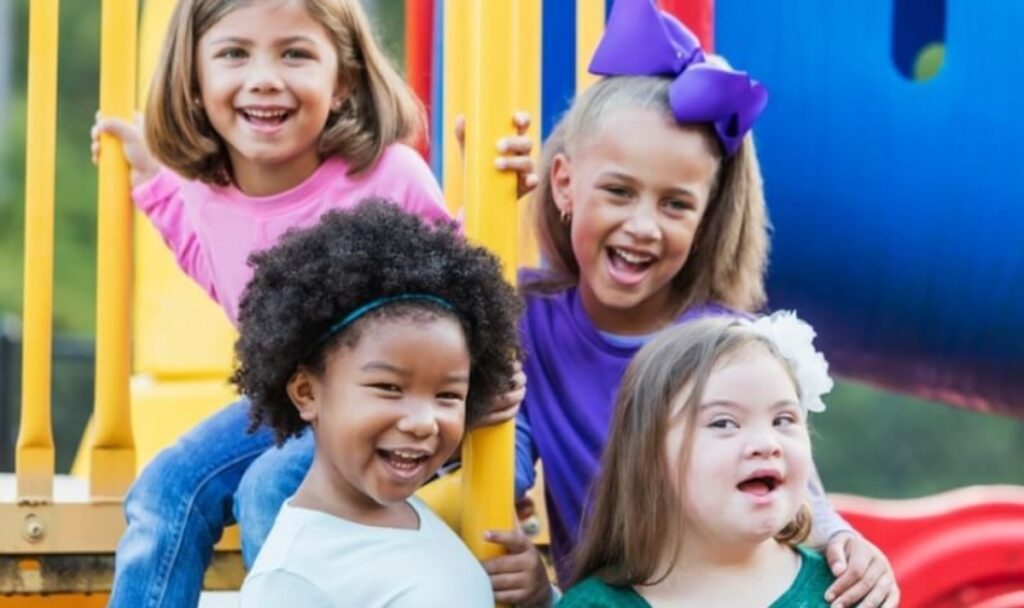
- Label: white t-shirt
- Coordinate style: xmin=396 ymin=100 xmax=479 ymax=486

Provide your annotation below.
xmin=240 ymin=497 xmax=494 ymax=607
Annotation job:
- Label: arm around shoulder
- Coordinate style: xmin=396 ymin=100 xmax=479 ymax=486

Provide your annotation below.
xmin=240 ymin=569 xmax=334 ymax=608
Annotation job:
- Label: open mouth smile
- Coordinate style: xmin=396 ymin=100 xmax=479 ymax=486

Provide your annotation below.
xmin=376 ymin=448 xmax=432 ymax=481
xmin=238 ymin=106 xmax=292 ymax=127
xmin=605 ymin=246 xmax=657 ymax=285
xmin=736 ymin=469 xmax=784 ymax=497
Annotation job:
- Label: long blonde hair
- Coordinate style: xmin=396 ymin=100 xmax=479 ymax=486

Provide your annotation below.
xmin=145 ymin=0 xmax=424 ymax=185
xmin=528 ymin=76 xmax=769 ymax=314
xmin=570 ymin=316 xmax=813 ymax=587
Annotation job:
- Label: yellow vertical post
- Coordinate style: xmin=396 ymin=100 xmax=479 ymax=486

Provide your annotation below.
xmin=91 ymin=0 xmax=138 ymax=500
xmin=16 ymin=0 xmax=60 ymax=501
xmin=138 ymin=0 xmax=176 ymax=101
xmin=517 ymin=0 xmax=542 ymax=269
xmin=442 ymin=0 xmax=469 ymax=214
xmin=576 ymin=0 xmax=605 ymax=92
xmin=461 ymin=5 xmax=531 ymax=594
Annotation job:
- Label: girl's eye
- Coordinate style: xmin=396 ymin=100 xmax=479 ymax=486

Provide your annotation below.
xmin=219 ymin=48 xmax=247 ymax=60
xmin=664 ymin=198 xmax=693 ymax=213
xmin=369 ymin=383 xmax=401 ymax=394
xmin=283 ymin=48 xmax=314 ymax=60
xmin=437 ymin=392 xmax=466 ymax=402
xmin=709 ymin=418 xmax=738 ymax=430
xmin=602 ymin=185 xmax=630 ymax=198
xmin=774 ymin=414 xmax=798 ymax=427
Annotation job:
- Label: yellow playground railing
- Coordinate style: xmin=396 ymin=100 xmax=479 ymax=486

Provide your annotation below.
xmin=0 ymin=0 xmax=590 ymax=605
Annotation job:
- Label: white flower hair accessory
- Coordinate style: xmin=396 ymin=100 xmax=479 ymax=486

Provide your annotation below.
xmin=742 ymin=311 xmax=833 ymax=412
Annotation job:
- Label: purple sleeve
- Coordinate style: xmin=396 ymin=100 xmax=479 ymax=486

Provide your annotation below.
xmin=132 ymin=168 xmax=218 ymax=302
xmin=514 ymin=413 xmax=539 ymax=499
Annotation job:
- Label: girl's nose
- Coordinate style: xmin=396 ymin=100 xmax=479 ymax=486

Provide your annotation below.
xmin=245 ymin=58 xmax=284 ymax=92
xmin=396 ymin=402 xmax=440 ymax=438
xmin=622 ymin=201 xmax=660 ymax=241
xmin=744 ymin=430 xmax=783 ymax=459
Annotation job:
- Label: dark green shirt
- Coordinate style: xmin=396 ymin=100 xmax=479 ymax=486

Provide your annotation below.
xmin=558 ymin=546 xmax=834 ymax=607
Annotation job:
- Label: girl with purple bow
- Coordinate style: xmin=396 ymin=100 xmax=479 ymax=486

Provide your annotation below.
xmin=497 ymin=1 xmax=899 ymax=606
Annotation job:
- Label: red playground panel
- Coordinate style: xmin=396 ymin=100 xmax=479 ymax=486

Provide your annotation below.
xmin=834 ymin=487 xmax=1024 ymax=607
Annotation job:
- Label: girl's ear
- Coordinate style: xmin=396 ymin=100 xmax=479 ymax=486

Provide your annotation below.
xmin=287 ymin=367 xmax=319 ymax=423
xmin=550 ymin=152 xmax=575 ymax=216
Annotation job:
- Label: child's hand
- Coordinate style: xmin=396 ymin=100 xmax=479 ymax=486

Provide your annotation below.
xmin=824 ymin=531 xmax=900 ymax=608
xmin=472 ymin=360 xmax=526 ymax=428
xmin=91 ymin=112 xmax=160 ymax=187
xmin=454 ymin=111 xmax=539 ymax=199
xmin=496 ymin=112 xmax=538 ymax=199
xmin=482 ymin=527 xmax=552 ymax=607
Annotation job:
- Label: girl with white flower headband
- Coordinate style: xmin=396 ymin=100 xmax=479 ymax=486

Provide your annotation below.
xmin=561 ymin=312 xmax=855 ymax=607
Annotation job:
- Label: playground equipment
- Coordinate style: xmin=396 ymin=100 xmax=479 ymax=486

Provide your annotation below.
xmin=718 ymin=0 xmax=1024 ymax=417
xmin=1 ymin=0 xmax=1021 ymax=606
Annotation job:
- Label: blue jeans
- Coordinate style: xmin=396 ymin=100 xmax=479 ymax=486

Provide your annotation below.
xmin=108 ymin=398 xmax=314 ymax=608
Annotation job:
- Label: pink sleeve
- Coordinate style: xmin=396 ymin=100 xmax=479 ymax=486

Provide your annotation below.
xmin=386 ymin=147 xmax=460 ymax=229
xmin=132 ymin=168 xmax=218 ymax=302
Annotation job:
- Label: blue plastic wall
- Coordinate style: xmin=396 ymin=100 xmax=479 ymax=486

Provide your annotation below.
xmin=717 ymin=1 xmax=1022 ymax=414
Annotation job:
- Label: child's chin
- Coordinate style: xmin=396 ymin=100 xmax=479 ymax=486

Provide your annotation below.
xmin=368 ymin=489 xmax=418 ymax=507
xmin=737 ymin=519 xmax=791 ymax=542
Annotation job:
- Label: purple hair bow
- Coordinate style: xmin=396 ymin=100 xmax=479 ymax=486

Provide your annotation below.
xmin=588 ymin=0 xmax=767 ymax=156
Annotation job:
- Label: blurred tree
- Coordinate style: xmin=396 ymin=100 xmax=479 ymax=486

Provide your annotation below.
xmin=0 ymin=0 xmax=100 ymax=333
xmin=814 ymin=381 xmax=1023 ymax=498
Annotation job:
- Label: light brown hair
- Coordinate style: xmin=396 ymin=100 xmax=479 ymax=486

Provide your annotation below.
xmin=570 ymin=316 xmax=813 ymax=587
xmin=527 ymin=76 xmax=769 ymax=314
xmin=145 ymin=0 xmax=424 ymax=185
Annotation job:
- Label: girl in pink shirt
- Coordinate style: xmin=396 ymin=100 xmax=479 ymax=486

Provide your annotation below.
xmin=91 ymin=1 xmax=530 ymax=606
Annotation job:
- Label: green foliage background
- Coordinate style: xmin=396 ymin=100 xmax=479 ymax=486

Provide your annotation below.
xmin=0 ymin=1 xmax=1019 ymax=491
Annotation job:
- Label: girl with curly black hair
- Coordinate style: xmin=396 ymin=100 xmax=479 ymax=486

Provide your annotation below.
xmin=233 ymin=200 xmax=534 ymax=606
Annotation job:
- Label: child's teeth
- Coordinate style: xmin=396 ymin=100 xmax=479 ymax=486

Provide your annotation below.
xmin=614 ymin=248 xmax=652 ymax=264
xmin=246 ymin=109 xmax=287 ymax=119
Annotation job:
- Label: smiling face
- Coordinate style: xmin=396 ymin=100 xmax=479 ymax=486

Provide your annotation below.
xmin=667 ymin=343 xmax=812 ymax=546
xmin=289 ymin=315 xmax=470 ymax=515
xmin=195 ymin=0 xmax=341 ymax=192
xmin=551 ymin=107 xmax=720 ymax=334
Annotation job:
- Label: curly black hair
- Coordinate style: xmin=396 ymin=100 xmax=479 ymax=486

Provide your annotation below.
xmin=230 ymin=199 xmax=523 ymax=444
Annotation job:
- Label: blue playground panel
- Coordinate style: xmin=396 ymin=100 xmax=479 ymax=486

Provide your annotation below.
xmin=717 ymin=1 xmax=1022 ymax=414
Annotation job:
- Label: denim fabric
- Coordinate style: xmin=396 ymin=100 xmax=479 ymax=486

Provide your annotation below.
xmin=234 ymin=430 xmax=313 ymax=566
xmin=108 ymin=398 xmax=275 ymax=608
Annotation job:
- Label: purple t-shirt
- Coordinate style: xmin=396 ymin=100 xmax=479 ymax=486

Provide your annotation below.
xmin=514 ymin=277 xmax=733 ymax=582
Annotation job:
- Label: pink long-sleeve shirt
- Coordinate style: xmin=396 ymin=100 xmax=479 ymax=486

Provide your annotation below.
xmin=132 ymin=144 xmax=450 ymax=326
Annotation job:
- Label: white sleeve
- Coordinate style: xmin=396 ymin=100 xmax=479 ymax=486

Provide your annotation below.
xmin=241 ymin=570 xmax=334 ymax=608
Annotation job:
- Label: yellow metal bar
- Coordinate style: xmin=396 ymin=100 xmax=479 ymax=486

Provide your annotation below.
xmin=138 ymin=0 xmax=176 ymax=97
xmin=91 ymin=0 xmax=138 ymax=500
xmin=442 ymin=0 xmax=469 ymax=213
xmin=0 ymin=550 xmax=243 ymax=593
xmin=576 ymin=0 xmax=605 ymax=92
xmin=16 ymin=0 xmax=60 ymax=503
xmin=0 ymin=595 xmax=108 ymax=608
xmin=416 ymin=470 xmax=463 ymax=534
xmin=0 ymin=503 xmax=124 ymax=554
xmin=461 ymin=5 xmax=530 ymax=591
xmin=517 ymin=0 xmax=542 ymax=268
